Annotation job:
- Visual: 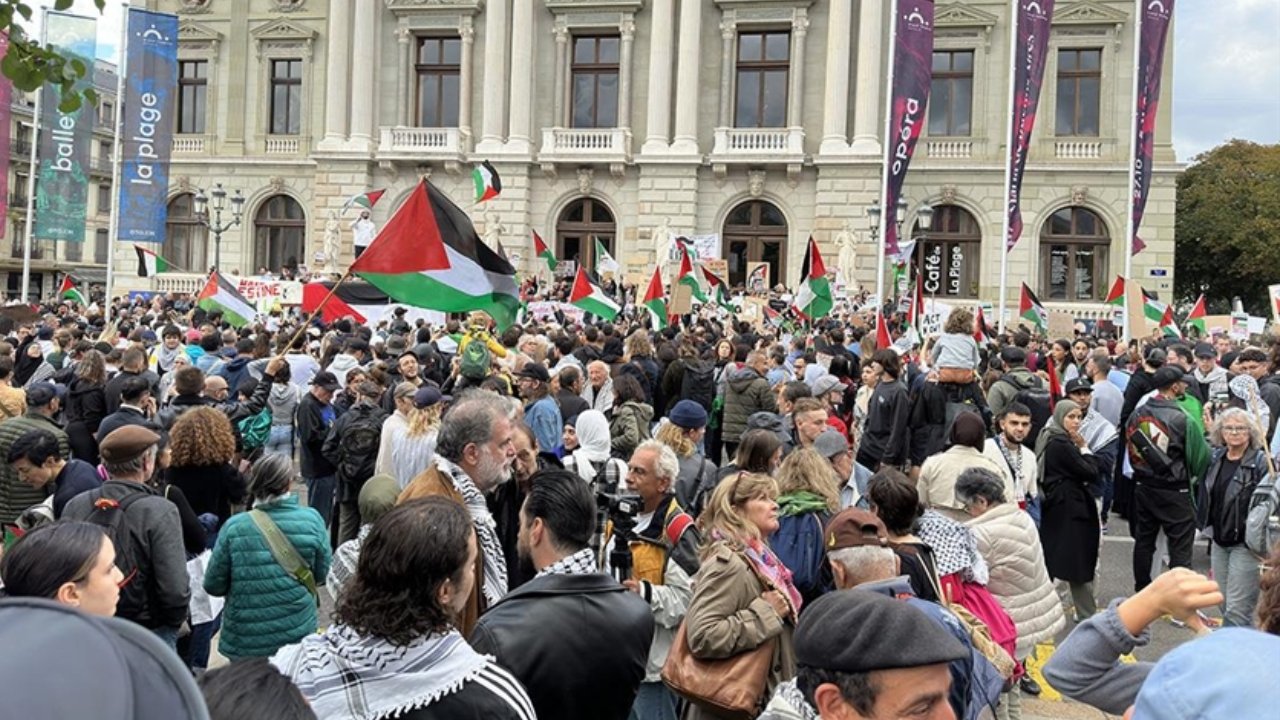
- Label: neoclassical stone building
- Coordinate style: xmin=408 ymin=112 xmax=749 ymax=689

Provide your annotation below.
xmin=116 ymin=0 xmax=1178 ymax=317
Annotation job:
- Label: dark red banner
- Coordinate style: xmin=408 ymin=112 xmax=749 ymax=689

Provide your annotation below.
xmin=1004 ymin=0 xmax=1055 ymax=252
xmin=1129 ymin=0 xmax=1174 ymax=255
xmin=0 ymin=32 xmax=11 ymax=239
xmin=882 ymin=0 xmax=934 ymax=257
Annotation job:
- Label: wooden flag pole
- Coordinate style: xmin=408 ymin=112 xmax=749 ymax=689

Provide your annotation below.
xmin=277 ymin=271 xmax=352 ymax=359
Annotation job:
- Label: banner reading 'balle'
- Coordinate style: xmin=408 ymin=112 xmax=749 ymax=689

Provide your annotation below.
xmin=1129 ymin=0 xmax=1174 ymax=255
xmin=882 ymin=0 xmax=935 ymax=257
xmin=118 ymin=8 xmax=179 ymax=243
xmin=1004 ymin=0 xmax=1055 ymax=252
xmin=34 ymin=12 xmax=97 ymax=243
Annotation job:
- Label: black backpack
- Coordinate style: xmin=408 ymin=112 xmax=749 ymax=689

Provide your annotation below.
xmin=338 ymin=411 xmax=383 ymax=482
xmin=681 ymin=360 xmax=716 ymax=412
xmin=86 ymin=492 xmax=151 ymax=621
xmin=999 ymin=376 xmax=1051 ymax=449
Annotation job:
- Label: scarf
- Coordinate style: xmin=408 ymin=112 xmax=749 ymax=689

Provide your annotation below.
xmin=916 ymin=509 xmax=989 ymax=584
xmin=272 ymin=625 xmax=490 ymax=720
xmin=776 ymin=491 xmax=830 ymax=518
xmin=153 ymin=344 xmax=185 ymax=374
xmin=743 ymin=536 xmax=804 ymax=617
xmin=769 ymin=680 xmax=819 ymax=720
xmin=536 ymin=547 xmax=597 ymax=578
xmin=436 ymin=457 xmax=508 ymax=607
xmin=570 ymin=410 xmax=613 ymax=483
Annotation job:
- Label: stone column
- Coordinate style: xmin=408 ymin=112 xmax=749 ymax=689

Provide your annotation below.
xmin=819 ymin=0 xmax=853 ymax=154
xmin=320 ymin=0 xmax=351 ymax=148
xmin=787 ymin=13 xmax=808 ymax=127
xmin=552 ymin=24 xmax=569 ymax=127
xmin=670 ymin=0 xmax=703 ymax=154
xmin=618 ymin=18 xmax=635 ymax=132
xmin=396 ymin=27 xmax=411 ymax=127
xmin=641 ymin=0 xmax=674 ymax=154
xmin=348 ymin=0 xmax=378 ymax=151
xmin=851 ymin=0 xmax=884 ymax=155
xmin=459 ymin=17 xmax=475 ymax=148
xmin=505 ymin=0 xmax=534 ymax=154
xmin=718 ymin=19 xmax=735 ymax=128
xmin=476 ymin=0 xmax=509 ymax=153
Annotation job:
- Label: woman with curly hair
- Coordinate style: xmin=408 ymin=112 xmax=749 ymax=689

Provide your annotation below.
xmin=165 ymin=406 xmax=247 ymax=526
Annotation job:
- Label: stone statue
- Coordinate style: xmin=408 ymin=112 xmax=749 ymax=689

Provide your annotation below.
xmin=323 ymin=210 xmax=340 ymax=274
xmin=836 ymin=219 xmax=858 ymax=285
xmin=652 ymin=216 xmax=674 ymax=262
xmin=482 ymin=209 xmax=507 ymax=250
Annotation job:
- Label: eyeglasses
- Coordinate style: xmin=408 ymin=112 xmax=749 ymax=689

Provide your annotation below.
xmin=1222 ymin=426 xmax=1250 ymax=434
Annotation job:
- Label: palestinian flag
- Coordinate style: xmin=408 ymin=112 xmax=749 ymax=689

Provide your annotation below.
xmin=197 ymin=271 xmax=255 ymax=327
xmin=1104 ymin=276 xmax=1125 ymax=306
xmin=341 ymin=188 xmax=386 ymax=214
xmin=1160 ymin=305 xmax=1182 ymax=338
xmin=1186 ymin=294 xmax=1207 ymax=336
xmin=974 ymin=305 xmax=993 ymax=344
xmin=701 ymin=265 xmax=735 ymax=312
xmin=533 ymin=230 xmax=557 ymax=272
xmin=677 ymin=247 xmax=709 ymax=303
xmin=59 ymin=275 xmax=84 ymax=305
xmin=135 ymin=245 xmax=173 ymax=277
xmin=594 ymin=237 xmax=620 ymax=276
xmin=1142 ymin=288 xmax=1164 ymax=324
xmin=793 ymin=237 xmax=833 ymax=321
xmin=1046 ymin=356 xmax=1062 ymax=402
xmin=350 ymin=179 xmax=520 ymax=330
xmin=642 ymin=266 xmax=668 ymax=329
xmin=875 ymin=311 xmax=893 ymax=350
xmin=569 ymin=265 xmax=620 ymax=320
xmin=473 ymin=160 xmax=501 ymax=203
xmin=907 ymin=282 xmax=924 ymax=331
xmin=764 ymin=306 xmax=783 ymax=328
xmin=1019 ymin=283 xmax=1047 ymax=331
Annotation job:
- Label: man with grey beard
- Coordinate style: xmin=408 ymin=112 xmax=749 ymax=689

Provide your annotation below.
xmin=399 ymin=390 xmax=518 ymax=636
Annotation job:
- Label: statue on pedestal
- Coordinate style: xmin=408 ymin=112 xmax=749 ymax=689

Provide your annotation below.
xmin=482 ymin=209 xmax=507 ymax=250
xmin=652 ymin=216 xmax=674 ymax=263
xmin=836 ymin=219 xmax=858 ymax=286
xmin=323 ymin=210 xmax=341 ymax=274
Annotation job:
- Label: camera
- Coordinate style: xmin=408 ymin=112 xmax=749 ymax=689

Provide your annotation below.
xmin=593 ymin=491 xmax=644 ymax=582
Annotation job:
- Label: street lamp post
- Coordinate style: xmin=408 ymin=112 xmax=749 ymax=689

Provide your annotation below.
xmin=865 ymin=199 xmax=934 ymax=303
xmin=193 ymin=183 xmax=245 ymax=273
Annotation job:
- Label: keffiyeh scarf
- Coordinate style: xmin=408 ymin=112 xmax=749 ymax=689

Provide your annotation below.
xmin=917 ymin=509 xmax=989 ymax=585
xmin=536 ymin=547 xmax=598 ymax=578
xmin=271 ymin=625 xmax=490 ymax=720
xmin=437 ymin=457 xmax=508 ymax=607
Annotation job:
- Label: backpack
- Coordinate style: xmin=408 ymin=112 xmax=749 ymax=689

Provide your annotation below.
xmin=680 ymin=361 xmax=716 ymax=412
xmin=338 ymin=411 xmax=382 ymax=481
xmin=237 ymin=407 xmax=273 ymax=452
xmin=770 ymin=512 xmax=832 ymax=602
xmin=460 ymin=338 xmax=492 ymax=381
xmin=998 ymin=376 xmax=1051 ymax=449
xmin=1126 ymin=412 xmax=1184 ymax=485
xmin=1246 ymin=468 xmax=1280 ymax=556
xmin=86 ymin=492 xmax=151 ymax=620
xmin=943 ymin=400 xmax=982 ymax=441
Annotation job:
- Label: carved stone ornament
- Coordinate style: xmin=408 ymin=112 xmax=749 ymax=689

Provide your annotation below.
xmin=272 ymin=0 xmax=306 ymax=12
xmin=747 ymin=170 xmax=766 ymax=198
xmin=175 ymin=176 xmax=192 ymax=191
xmin=269 ymin=176 xmax=286 ymax=192
xmin=178 ymin=0 xmax=213 ymax=14
xmin=577 ymin=167 xmax=595 ymax=195
xmin=1071 ymin=185 xmax=1089 ymax=205
xmin=940 ymin=185 xmax=957 ymax=204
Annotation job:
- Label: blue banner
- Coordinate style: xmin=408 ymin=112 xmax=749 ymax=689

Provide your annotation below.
xmin=33 ymin=12 xmax=96 ymax=242
xmin=118 ymin=8 xmax=178 ymax=243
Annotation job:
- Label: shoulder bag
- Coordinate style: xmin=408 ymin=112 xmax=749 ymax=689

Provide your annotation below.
xmin=249 ymin=509 xmax=319 ymax=605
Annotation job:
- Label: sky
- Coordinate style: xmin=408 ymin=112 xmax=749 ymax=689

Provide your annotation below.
xmin=28 ymin=0 xmax=1280 ymax=164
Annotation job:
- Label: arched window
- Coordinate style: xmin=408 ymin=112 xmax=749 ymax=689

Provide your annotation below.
xmin=254 ymin=195 xmax=305 ymax=273
xmin=913 ymin=205 xmax=981 ymax=298
xmin=723 ymin=200 xmax=787 ymax=287
xmin=1040 ymin=207 xmax=1109 ymax=301
xmin=163 ymin=193 xmax=208 ymax=272
xmin=555 ymin=198 xmax=615 ymax=274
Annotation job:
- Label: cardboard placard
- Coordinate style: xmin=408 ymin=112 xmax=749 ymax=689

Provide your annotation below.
xmin=1231 ymin=312 xmax=1249 ymax=340
xmin=669 ymin=281 xmax=693 ymax=316
xmin=1047 ymin=311 xmax=1076 ymax=339
xmin=747 ymin=262 xmax=770 ymax=293
xmin=1203 ymin=315 xmax=1231 ymax=335
xmin=704 ymin=258 xmax=729 ymax=281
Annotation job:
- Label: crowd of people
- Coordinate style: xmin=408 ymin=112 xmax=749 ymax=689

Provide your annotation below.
xmin=0 ymin=289 xmax=1278 ymax=720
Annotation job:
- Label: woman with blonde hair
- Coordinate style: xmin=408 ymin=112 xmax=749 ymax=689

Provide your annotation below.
xmin=384 ymin=386 xmax=445 ymax=489
xmin=772 ymin=447 xmax=840 ymax=604
xmin=165 ymin=406 xmax=246 ymax=526
xmin=683 ymin=472 xmax=799 ymax=719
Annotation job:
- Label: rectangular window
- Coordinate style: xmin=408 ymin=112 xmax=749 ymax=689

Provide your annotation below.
xmin=13 ymin=173 xmax=27 ymax=207
xmin=570 ymin=35 xmax=620 ymax=129
xmin=15 ymin=123 xmax=32 ymax=155
xmin=94 ymin=229 xmax=109 ymax=264
xmin=178 ymin=60 xmax=208 ymax=134
xmin=65 ymin=237 xmax=82 ymax=262
xmin=269 ymin=59 xmax=302 ymax=135
xmin=99 ymin=140 xmax=112 ymax=169
xmin=1055 ymin=48 xmax=1101 ymax=136
xmin=98 ymin=183 xmax=111 ymax=215
xmin=928 ymin=50 xmax=974 ymax=136
xmin=734 ymin=31 xmax=790 ymax=128
xmin=414 ymin=37 xmax=461 ymax=127
xmin=99 ymin=101 xmax=114 ymax=125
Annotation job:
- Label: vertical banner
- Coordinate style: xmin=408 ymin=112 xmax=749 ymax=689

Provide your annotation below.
xmin=1128 ymin=0 xmax=1174 ymax=255
xmin=0 ymin=32 xmax=11 ymax=237
xmin=881 ymin=0 xmax=934 ymax=257
xmin=118 ymin=8 xmax=179 ymax=242
xmin=1003 ymin=0 xmax=1055 ymax=251
xmin=34 ymin=12 xmax=97 ymax=242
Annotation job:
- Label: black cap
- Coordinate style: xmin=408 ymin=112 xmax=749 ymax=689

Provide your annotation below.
xmin=1064 ymin=378 xmax=1093 ymax=395
xmin=1152 ymin=365 xmax=1186 ymax=389
xmin=1000 ymin=347 xmax=1027 ymax=365
xmin=795 ymin=589 xmax=968 ymax=672
xmin=25 ymin=383 xmax=66 ymax=407
xmin=310 ymin=371 xmax=340 ymax=391
xmin=515 ymin=363 xmax=551 ymax=383
xmin=1194 ymin=342 xmax=1216 ymax=359
xmin=1145 ymin=348 xmax=1167 ymax=368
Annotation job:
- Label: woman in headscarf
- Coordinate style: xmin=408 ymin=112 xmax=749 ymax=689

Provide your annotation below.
xmin=917 ymin=412 xmax=1009 ymax=521
xmin=561 ymin=409 xmax=628 ymax=494
xmin=15 ymin=338 xmax=54 ymax=388
xmin=1038 ymin=398 xmax=1101 ymax=620
xmin=1227 ymin=373 xmax=1270 ymax=434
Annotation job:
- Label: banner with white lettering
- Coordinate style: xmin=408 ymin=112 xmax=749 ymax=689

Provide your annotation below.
xmin=881 ymin=0 xmax=934 ymax=257
xmin=1129 ymin=0 xmax=1174 ymax=255
xmin=1004 ymin=0 xmax=1055 ymax=252
xmin=34 ymin=12 xmax=97 ymax=242
xmin=118 ymin=8 xmax=178 ymax=242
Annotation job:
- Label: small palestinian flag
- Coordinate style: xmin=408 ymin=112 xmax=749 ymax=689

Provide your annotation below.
xmin=135 ymin=245 xmax=173 ymax=277
xmin=1142 ymin=288 xmax=1164 ymax=324
xmin=677 ymin=247 xmax=709 ymax=303
xmin=473 ymin=160 xmax=501 ymax=203
xmin=1104 ymin=276 xmax=1125 ymax=307
xmin=974 ymin=305 xmax=993 ymax=344
xmin=764 ymin=306 xmax=783 ymax=328
xmin=569 ymin=266 xmax=620 ymax=321
xmin=701 ymin=265 xmax=735 ymax=312
xmin=1160 ymin=305 xmax=1182 ymax=338
xmin=907 ymin=282 xmax=924 ymax=330
xmin=1019 ymin=283 xmax=1047 ymax=331
xmin=643 ymin=266 xmax=668 ymax=329
xmin=59 ymin=275 xmax=84 ymax=305
xmin=594 ymin=237 xmax=620 ymax=276
xmin=875 ymin=311 xmax=893 ymax=350
xmin=1186 ymin=295 xmax=1207 ymax=336
xmin=793 ymin=237 xmax=833 ymax=322
xmin=197 ymin=271 xmax=256 ymax=327
xmin=341 ymin=189 xmax=386 ymax=214
xmin=533 ymin=230 xmax=557 ymax=273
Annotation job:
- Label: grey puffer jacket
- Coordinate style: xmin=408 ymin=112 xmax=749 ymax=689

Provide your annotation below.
xmin=722 ymin=366 xmax=778 ymax=444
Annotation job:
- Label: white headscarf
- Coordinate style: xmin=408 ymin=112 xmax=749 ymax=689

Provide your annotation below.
xmin=570 ymin=410 xmax=612 ymax=483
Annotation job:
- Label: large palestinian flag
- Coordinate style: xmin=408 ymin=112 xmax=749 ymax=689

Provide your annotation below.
xmin=301 ymin=280 xmax=449 ymax=326
xmin=197 ymin=271 xmax=255 ymax=327
xmin=793 ymin=237 xmax=832 ymax=321
xmin=59 ymin=275 xmax=85 ymax=305
xmin=1019 ymin=283 xmax=1047 ymax=331
xmin=677 ymin=247 xmax=709 ymax=303
xmin=569 ymin=266 xmax=620 ymax=320
xmin=350 ymin=179 xmax=520 ymax=330
xmin=1186 ymin=294 xmax=1206 ymax=336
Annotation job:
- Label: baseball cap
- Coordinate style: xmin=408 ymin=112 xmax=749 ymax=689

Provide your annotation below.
xmin=824 ymin=508 xmax=890 ymax=550
xmin=811 ymin=375 xmax=844 ymax=398
xmin=25 ymin=383 xmax=66 ymax=407
xmin=1193 ymin=342 xmax=1216 ymax=359
xmin=1064 ymin=378 xmax=1093 ymax=395
xmin=413 ymin=386 xmax=444 ymax=409
xmin=515 ymin=363 xmax=551 ymax=383
xmin=1152 ymin=365 xmax=1186 ymax=389
xmin=309 ymin=371 xmax=340 ymax=391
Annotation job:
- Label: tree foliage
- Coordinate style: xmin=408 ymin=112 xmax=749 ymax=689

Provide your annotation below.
xmin=1175 ymin=140 xmax=1280 ymax=314
xmin=0 ymin=0 xmax=106 ymax=113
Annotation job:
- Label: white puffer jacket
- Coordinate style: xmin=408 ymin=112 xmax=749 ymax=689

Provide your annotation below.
xmin=966 ymin=502 xmax=1065 ymax=657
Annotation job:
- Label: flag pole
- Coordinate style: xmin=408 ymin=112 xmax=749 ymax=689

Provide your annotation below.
xmin=104 ymin=2 xmax=129 ymax=324
xmin=1121 ymin=0 xmax=1143 ymax=343
xmin=874 ymin=0 xmax=901 ymax=333
xmin=277 ymin=270 xmax=353 ymax=359
xmin=21 ymin=7 xmax=47 ymax=304
xmin=996 ymin=0 xmax=1019 ymax=336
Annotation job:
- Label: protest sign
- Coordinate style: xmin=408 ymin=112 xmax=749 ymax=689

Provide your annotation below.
xmin=1047 ymin=311 xmax=1075 ymax=339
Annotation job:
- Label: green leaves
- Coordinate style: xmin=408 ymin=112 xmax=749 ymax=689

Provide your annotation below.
xmin=0 ymin=1 xmax=108 ymax=111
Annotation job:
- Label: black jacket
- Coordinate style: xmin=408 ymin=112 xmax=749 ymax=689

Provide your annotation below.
xmin=1121 ymin=369 xmax=1156 ymax=426
xmin=1125 ymin=396 xmax=1193 ymax=489
xmin=470 ymin=572 xmax=655 ymax=720
xmin=103 ymin=369 xmax=160 ymax=415
xmin=554 ymin=388 xmax=589 ymax=423
xmin=1196 ymin=447 xmax=1269 ymax=547
xmin=860 ymin=379 xmax=910 ymax=467
xmin=297 ymin=392 xmax=336 ymax=478
xmin=96 ymin=406 xmax=162 ymax=445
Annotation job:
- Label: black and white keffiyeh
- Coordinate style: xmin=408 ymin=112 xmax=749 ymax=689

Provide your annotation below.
xmin=535 ymin=547 xmax=598 ymax=578
xmin=437 ymin=457 xmax=508 ymax=606
xmin=764 ymin=680 xmax=819 ymax=720
xmin=917 ymin=509 xmax=989 ymax=584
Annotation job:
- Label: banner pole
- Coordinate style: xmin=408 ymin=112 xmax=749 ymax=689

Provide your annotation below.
xmin=874 ymin=0 xmax=901 ymax=332
xmin=997 ymin=0 xmax=1019 ymax=336
xmin=104 ymin=2 xmax=129 ymax=324
xmin=1122 ymin=0 xmax=1142 ymax=343
xmin=280 ymin=271 xmax=353 ymax=359
xmin=20 ymin=7 xmax=47 ymax=304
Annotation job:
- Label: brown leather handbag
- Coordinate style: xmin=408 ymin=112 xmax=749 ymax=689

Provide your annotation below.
xmin=661 ymin=619 xmax=777 ymax=720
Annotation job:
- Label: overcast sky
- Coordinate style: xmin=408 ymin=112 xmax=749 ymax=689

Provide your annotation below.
xmin=31 ymin=0 xmax=1280 ymax=164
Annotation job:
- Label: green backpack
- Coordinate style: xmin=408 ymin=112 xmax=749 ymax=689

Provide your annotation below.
xmin=238 ymin=407 xmax=273 ymax=451
xmin=460 ymin=338 xmax=492 ymax=381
